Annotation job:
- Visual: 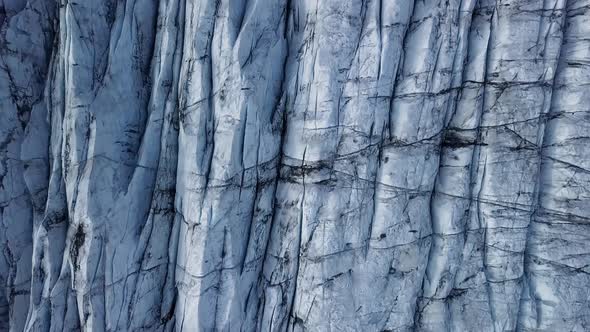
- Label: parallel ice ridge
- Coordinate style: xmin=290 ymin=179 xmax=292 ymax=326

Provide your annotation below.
xmin=0 ymin=0 xmax=588 ymax=331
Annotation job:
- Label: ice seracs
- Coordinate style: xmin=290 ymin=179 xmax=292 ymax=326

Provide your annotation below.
xmin=0 ymin=0 xmax=588 ymax=331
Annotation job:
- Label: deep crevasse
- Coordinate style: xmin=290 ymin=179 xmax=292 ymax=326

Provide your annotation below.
xmin=0 ymin=0 xmax=588 ymax=331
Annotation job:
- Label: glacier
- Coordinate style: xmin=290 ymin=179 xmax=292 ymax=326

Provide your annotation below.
xmin=0 ymin=0 xmax=589 ymax=331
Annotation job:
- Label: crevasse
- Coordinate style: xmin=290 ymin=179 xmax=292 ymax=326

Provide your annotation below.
xmin=0 ymin=0 xmax=588 ymax=331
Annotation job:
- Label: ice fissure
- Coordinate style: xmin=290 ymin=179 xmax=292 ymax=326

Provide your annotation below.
xmin=0 ymin=0 xmax=588 ymax=331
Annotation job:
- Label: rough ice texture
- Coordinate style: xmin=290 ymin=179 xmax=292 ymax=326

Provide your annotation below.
xmin=0 ymin=0 xmax=589 ymax=331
